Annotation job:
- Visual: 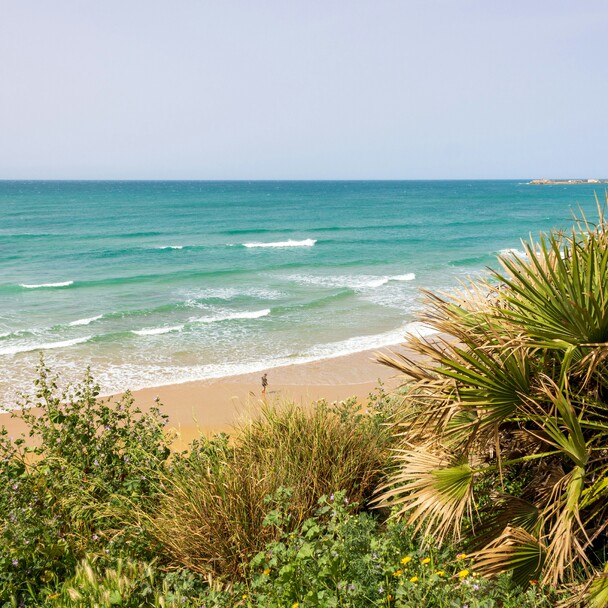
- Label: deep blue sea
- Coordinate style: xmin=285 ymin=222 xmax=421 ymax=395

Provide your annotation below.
xmin=0 ymin=180 xmax=603 ymax=405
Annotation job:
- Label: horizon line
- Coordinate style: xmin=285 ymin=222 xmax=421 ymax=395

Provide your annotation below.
xmin=0 ymin=177 xmax=553 ymax=182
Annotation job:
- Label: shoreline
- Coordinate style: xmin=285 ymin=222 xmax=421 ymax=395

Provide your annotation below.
xmin=0 ymin=343 xmax=408 ymax=449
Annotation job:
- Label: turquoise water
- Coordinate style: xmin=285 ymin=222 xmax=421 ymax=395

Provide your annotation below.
xmin=0 ymin=180 xmax=603 ymax=404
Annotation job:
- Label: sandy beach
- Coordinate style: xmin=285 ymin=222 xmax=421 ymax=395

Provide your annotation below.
xmin=0 ymin=344 xmax=407 ymax=449
xmin=121 ymin=343 xmax=405 ymax=449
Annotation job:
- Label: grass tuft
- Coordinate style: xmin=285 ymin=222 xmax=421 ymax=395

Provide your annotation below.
xmin=145 ymin=397 xmax=394 ymax=579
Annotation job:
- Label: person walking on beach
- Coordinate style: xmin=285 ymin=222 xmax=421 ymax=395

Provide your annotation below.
xmin=261 ymin=373 xmax=268 ymax=397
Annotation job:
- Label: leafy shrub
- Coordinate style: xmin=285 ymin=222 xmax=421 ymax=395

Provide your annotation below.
xmin=38 ymin=495 xmax=558 ymax=608
xmin=0 ymin=361 xmax=172 ymax=605
xmin=145 ymin=397 xmax=395 ymax=579
xmin=245 ymin=493 xmax=559 ymax=608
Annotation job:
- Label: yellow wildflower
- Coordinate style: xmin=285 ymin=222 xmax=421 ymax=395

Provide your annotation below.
xmin=242 ymin=594 xmax=248 ymax=600
xmin=401 ymin=556 xmax=412 ymax=566
xmin=387 ymin=595 xmax=394 ymax=602
xmin=292 ymin=603 xmax=300 ymax=608
xmin=456 ymin=553 xmax=467 ymax=560
xmin=458 ymin=569 xmax=470 ymax=579
xmin=435 ymin=570 xmax=445 ymax=576
xmin=409 ymin=576 xmax=419 ymax=583
xmin=47 ymin=593 xmax=61 ymax=601
xmin=263 ymin=568 xmax=271 ymax=575
xmin=393 ymin=569 xmax=403 ymax=577
xmin=421 ymin=557 xmax=431 ymax=565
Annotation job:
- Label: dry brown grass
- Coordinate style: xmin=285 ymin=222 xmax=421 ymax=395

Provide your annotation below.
xmin=144 ymin=397 xmax=393 ymax=579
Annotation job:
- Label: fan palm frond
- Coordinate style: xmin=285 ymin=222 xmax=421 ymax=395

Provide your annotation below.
xmin=375 ymin=447 xmax=476 ymax=543
xmin=557 ymin=562 xmax=608 ymax=608
xmin=469 ymin=526 xmax=545 ymax=588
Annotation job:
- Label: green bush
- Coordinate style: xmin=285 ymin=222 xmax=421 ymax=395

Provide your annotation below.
xmin=33 ymin=494 xmax=560 ymax=608
xmin=243 ymin=492 xmax=559 ymax=608
xmin=0 ymin=361 xmax=172 ymax=605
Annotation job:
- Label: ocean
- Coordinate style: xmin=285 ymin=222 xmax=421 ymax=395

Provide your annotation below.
xmin=0 ymin=180 xmax=603 ymax=406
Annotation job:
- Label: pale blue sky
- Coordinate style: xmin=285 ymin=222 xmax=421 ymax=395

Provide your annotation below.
xmin=1 ymin=1 xmax=607 ymax=179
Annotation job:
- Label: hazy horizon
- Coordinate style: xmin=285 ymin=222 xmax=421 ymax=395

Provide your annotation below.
xmin=2 ymin=1 xmax=607 ymax=180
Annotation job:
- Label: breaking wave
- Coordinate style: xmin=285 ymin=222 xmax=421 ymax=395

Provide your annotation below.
xmin=131 ymin=325 xmax=184 ymax=336
xmin=189 ymin=309 xmax=271 ymax=324
xmin=0 ymin=336 xmax=91 ymax=356
xmin=20 ymin=281 xmax=74 ymax=289
xmin=243 ymin=239 xmax=317 ymax=248
xmin=69 ymin=315 xmax=103 ymax=326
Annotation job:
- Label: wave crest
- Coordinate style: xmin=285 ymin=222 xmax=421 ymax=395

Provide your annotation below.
xmin=243 ymin=239 xmax=317 ymax=248
xmin=131 ymin=325 xmax=184 ymax=336
xmin=69 ymin=315 xmax=103 ymax=326
xmin=20 ymin=281 xmax=74 ymax=289
xmin=0 ymin=336 xmax=91 ymax=356
xmin=190 ymin=309 xmax=271 ymax=324
xmin=289 ymin=273 xmax=415 ymax=290
xmin=499 ymin=247 xmax=527 ymax=258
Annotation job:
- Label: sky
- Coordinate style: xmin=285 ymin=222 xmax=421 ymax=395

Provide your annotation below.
xmin=1 ymin=1 xmax=607 ymax=180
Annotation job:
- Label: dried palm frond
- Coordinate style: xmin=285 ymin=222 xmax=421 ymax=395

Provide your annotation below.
xmin=469 ymin=526 xmax=546 ymax=588
xmin=375 ymin=446 xmax=476 ymax=544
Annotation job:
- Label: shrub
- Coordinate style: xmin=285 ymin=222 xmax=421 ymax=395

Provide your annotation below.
xmin=226 ymin=493 xmax=557 ymax=607
xmin=377 ymin=202 xmax=608 ymax=593
xmin=144 ymin=397 xmax=395 ymax=580
xmin=0 ymin=361 xmax=172 ymax=605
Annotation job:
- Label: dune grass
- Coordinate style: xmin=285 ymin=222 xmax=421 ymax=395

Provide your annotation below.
xmin=143 ymin=397 xmax=395 ymax=579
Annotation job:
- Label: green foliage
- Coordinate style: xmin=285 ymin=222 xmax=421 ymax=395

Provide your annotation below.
xmin=243 ymin=493 xmax=558 ymax=608
xmin=0 ymin=360 xmax=172 ymax=605
xmin=377 ymin=201 xmax=608 ymax=589
xmin=30 ymin=494 xmax=559 ymax=608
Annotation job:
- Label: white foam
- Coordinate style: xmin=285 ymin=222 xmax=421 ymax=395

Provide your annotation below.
xmin=391 ymin=273 xmax=416 ymax=282
xmin=69 ymin=314 xmax=103 ymax=326
xmin=90 ymin=323 xmax=438 ymax=396
xmin=288 ymin=273 xmax=415 ymax=290
xmin=0 ymin=320 xmax=440 ymax=403
xmin=156 ymin=245 xmax=184 ymax=250
xmin=131 ymin=325 xmax=184 ymax=336
xmin=0 ymin=336 xmax=91 ymax=356
xmin=190 ymin=309 xmax=271 ymax=324
xmin=20 ymin=281 xmax=74 ymax=289
xmin=243 ymin=239 xmax=317 ymax=248
xmin=498 ymin=248 xmax=527 ymax=258
xmin=183 ymin=287 xmax=284 ymax=303
xmin=365 ymin=274 xmax=417 ymax=288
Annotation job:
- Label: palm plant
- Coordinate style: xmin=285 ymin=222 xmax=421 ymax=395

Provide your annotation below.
xmin=376 ymin=199 xmax=608 ymax=596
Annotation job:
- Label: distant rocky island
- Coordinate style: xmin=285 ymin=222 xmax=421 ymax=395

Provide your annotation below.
xmin=529 ymin=178 xmax=608 ymax=185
